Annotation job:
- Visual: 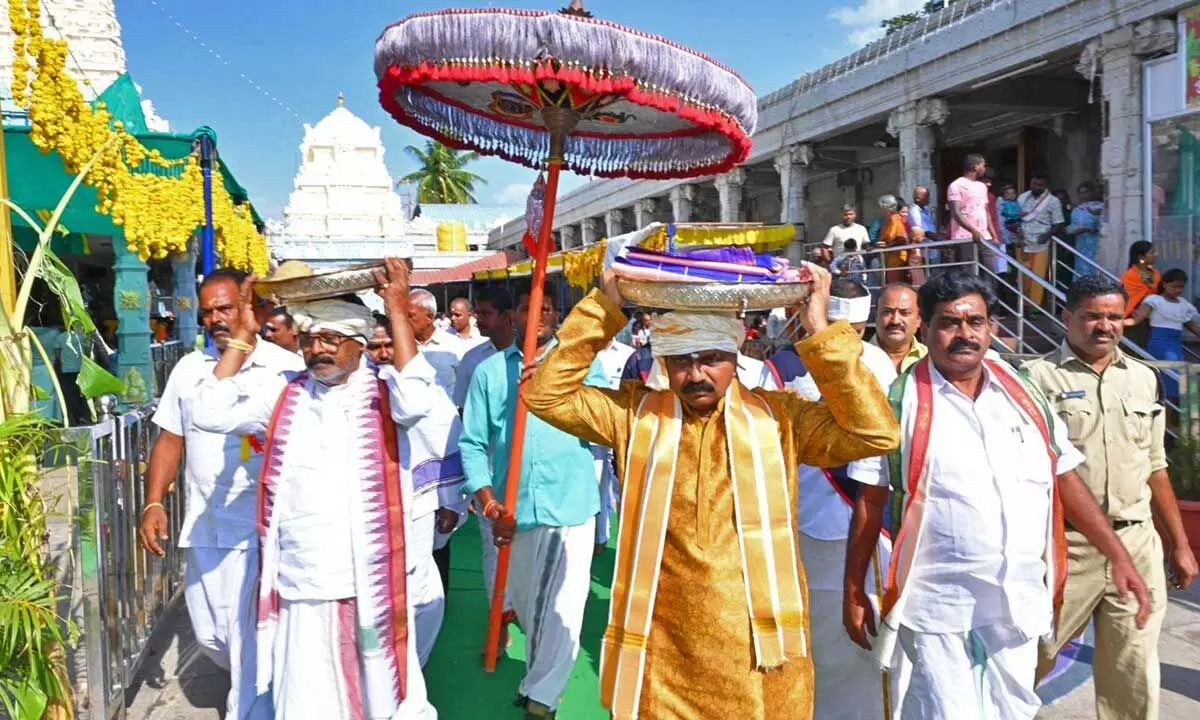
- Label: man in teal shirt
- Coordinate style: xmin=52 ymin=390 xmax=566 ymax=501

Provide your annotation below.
xmin=461 ymin=288 xmax=601 ymax=720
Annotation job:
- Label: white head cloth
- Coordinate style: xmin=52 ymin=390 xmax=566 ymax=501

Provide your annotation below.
xmin=291 ymin=299 xmax=374 ymax=342
xmin=646 ymin=311 xmax=745 ymax=390
xmin=827 ymin=293 xmax=872 ymax=324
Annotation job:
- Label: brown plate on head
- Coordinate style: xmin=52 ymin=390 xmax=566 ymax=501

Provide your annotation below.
xmin=254 ymin=260 xmax=387 ymax=304
xmin=616 ymin=278 xmax=812 ymax=312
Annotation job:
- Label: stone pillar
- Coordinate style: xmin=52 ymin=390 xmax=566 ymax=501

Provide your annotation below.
xmin=581 ymin=217 xmax=600 ymax=247
xmin=633 ymin=198 xmax=658 ymax=229
xmin=560 ymin=224 xmax=579 ymax=250
xmin=113 ymin=238 xmax=152 ymax=404
xmin=888 ymin=98 xmax=949 ymax=221
xmin=775 ymin=144 xmax=813 ymax=265
xmin=714 ymin=168 xmax=747 ymax=222
xmin=171 ymin=238 xmax=199 ymax=350
xmin=669 ymin=184 xmax=697 ymax=223
xmin=604 ymin=209 xmax=624 ymax=239
xmin=1090 ymin=20 xmax=1174 ymax=271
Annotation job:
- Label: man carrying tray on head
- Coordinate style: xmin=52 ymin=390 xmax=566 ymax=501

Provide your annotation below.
xmin=519 ymin=264 xmax=899 ymax=719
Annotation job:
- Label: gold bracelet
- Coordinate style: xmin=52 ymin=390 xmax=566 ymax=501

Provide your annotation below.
xmin=142 ymin=502 xmax=165 ymax=516
xmin=225 ymin=338 xmax=253 ymax=352
xmin=483 ymin=500 xmax=502 ymax=518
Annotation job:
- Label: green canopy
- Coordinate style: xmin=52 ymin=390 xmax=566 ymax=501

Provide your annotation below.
xmin=3 ymin=72 xmax=263 ymax=241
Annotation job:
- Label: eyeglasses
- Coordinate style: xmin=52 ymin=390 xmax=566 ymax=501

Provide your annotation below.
xmin=297 ymin=332 xmax=355 ymax=350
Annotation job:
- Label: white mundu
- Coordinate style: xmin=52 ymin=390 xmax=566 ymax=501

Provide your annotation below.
xmin=863 ymin=360 xmax=1084 ymax=720
xmin=152 ymin=339 xmax=303 ymax=720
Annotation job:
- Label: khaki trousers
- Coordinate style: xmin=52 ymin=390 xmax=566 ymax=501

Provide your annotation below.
xmin=1037 ymin=522 xmax=1168 ymax=720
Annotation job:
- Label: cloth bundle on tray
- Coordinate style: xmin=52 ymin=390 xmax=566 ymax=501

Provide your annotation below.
xmin=612 ymin=245 xmax=803 ymax=284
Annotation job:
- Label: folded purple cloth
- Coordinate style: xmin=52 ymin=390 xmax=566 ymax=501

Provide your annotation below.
xmin=678 ymin=246 xmax=757 ymax=265
xmin=615 ymin=255 xmax=782 ymax=283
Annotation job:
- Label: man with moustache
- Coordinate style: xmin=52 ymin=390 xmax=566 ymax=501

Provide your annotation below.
xmin=190 ymin=259 xmax=459 ymax=719
xmin=459 ymin=288 xmax=601 ymax=719
xmin=262 ymin=307 xmax=300 ymax=354
xmin=140 ymin=269 xmax=305 ymax=719
xmin=871 ymin=283 xmax=926 ymax=374
xmin=366 ymin=313 xmax=394 ymax=365
xmin=522 ymin=265 xmax=898 ymax=719
xmin=843 ymin=271 xmax=1152 ymax=720
xmin=1024 ymin=275 xmax=1197 ymax=720
xmin=1017 ymin=172 xmax=1066 ymax=308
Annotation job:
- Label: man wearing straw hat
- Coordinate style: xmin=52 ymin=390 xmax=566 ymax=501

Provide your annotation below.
xmin=521 ymin=264 xmax=899 ymax=719
xmin=191 ymin=258 xmax=458 ymax=719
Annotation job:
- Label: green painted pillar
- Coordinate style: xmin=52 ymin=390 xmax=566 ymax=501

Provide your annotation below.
xmin=171 ymin=237 xmax=199 ymax=349
xmin=113 ymin=237 xmax=151 ymax=405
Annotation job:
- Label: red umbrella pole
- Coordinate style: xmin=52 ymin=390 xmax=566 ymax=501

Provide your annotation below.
xmin=483 ymin=117 xmax=574 ymax=671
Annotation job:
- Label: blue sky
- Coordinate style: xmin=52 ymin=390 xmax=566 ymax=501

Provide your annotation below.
xmin=111 ymin=0 xmax=923 ymax=218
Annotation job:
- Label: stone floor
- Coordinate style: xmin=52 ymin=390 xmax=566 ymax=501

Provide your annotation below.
xmin=121 ymin=583 xmax=1200 ymax=719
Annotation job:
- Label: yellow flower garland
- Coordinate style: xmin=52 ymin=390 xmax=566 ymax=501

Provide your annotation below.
xmin=563 ymin=240 xmax=606 ymax=290
xmin=9 ymin=0 xmax=267 ymax=273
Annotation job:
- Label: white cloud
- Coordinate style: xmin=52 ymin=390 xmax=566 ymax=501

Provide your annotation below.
xmin=492 ymin=182 xmax=533 ymax=205
xmin=830 ymin=0 xmax=926 ymax=47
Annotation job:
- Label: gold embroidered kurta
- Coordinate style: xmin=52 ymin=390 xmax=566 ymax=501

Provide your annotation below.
xmin=522 ymin=290 xmax=899 ymax=719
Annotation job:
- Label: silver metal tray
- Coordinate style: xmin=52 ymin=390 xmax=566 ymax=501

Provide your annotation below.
xmin=616 ymin=278 xmax=811 ymax=311
xmin=254 ymin=261 xmax=385 ymax=303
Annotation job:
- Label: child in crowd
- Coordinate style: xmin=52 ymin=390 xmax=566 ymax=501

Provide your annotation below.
xmin=831 ymin=239 xmax=867 ymax=284
xmin=998 ymin=183 xmax=1022 ymax=245
xmin=1128 ymin=268 xmax=1200 ymax=399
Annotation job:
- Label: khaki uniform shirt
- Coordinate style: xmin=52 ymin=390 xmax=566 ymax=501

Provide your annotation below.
xmin=870 ymin=336 xmax=927 ymax=372
xmin=1022 ymin=344 xmax=1167 ymax=522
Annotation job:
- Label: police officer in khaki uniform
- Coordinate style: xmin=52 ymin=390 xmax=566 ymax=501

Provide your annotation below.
xmin=1024 ymin=275 xmax=1198 ymax=720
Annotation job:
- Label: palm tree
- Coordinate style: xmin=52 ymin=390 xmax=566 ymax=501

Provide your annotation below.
xmin=398 ymin=140 xmax=487 ymax=204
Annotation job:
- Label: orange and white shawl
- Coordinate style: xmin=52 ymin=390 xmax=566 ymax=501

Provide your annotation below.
xmin=600 ymin=381 xmax=805 ymax=719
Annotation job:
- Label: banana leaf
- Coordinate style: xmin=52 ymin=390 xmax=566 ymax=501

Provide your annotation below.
xmin=76 ymin=356 xmax=125 ymax=400
xmin=36 ymin=247 xmax=95 ymax=335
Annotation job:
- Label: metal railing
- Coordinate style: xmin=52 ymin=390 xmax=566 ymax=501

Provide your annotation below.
xmin=60 ymin=402 xmax=186 ymax=720
xmin=149 ymin=340 xmax=186 ymax=398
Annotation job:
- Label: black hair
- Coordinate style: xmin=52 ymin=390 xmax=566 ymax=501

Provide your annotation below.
xmin=1065 ymin=274 xmax=1128 ymax=310
xmin=917 ymin=271 xmax=998 ymax=324
xmin=964 ymin=154 xmax=985 ymax=173
xmin=475 ymin=286 xmax=514 ymax=313
xmin=1030 ymin=170 xmax=1049 ymax=182
xmin=1160 ymin=268 xmax=1189 ymax=291
xmin=844 ymin=239 xmax=858 ymax=251
xmin=831 ymin=276 xmax=871 ymax=300
xmin=268 ymin=306 xmax=294 ymax=327
xmin=199 ymin=268 xmax=247 ymax=292
xmin=515 ymin=284 xmax=558 ymax=311
xmin=1128 ymin=240 xmax=1154 ymax=268
xmin=1077 ymin=181 xmax=1095 ymax=194
xmin=983 ymin=167 xmax=997 ymax=181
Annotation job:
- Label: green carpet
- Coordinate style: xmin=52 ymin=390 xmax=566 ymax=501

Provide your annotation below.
xmin=424 ymin=515 xmax=613 ymax=719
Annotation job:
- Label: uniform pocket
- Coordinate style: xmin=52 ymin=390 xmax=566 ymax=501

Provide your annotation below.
xmin=1120 ymin=398 xmax=1160 ymax=445
xmin=1054 ymin=397 xmax=1093 ymax=440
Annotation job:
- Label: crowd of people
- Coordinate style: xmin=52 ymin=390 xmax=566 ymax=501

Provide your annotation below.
xmin=137 ymin=250 xmax=1197 ymax=720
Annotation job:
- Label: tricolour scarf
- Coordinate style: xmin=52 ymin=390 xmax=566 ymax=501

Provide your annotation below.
xmin=254 ymin=369 xmax=409 ymax=715
xmin=876 ymin=356 xmax=1067 ymax=665
xmin=600 ymin=381 xmax=805 ymax=719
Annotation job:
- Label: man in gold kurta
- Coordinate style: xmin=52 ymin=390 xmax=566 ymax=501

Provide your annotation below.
xmin=521 ymin=267 xmax=899 ymax=719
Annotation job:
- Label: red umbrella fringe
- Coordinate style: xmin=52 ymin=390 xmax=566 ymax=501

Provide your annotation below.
xmin=377 ymin=63 xmax=753 ymax=181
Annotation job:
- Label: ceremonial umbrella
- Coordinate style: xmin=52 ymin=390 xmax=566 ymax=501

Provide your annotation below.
xmin=374 ymin=0 xmax=758 ymax=671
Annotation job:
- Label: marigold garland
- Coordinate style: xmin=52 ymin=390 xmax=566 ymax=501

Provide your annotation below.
xmin=563 ymin=240 xmax=606 ymax=290
xmin=9 ymin=0 xmax=267 ymax=273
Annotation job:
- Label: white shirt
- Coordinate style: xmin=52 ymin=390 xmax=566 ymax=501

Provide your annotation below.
xmin=1017 ymin=190 xmax=1064 ymax=252
xmin=191 ymin=354 xmax=456 ymax=600
xmin=417 ymin=329 xmax=462 ymax=398
xmin=822 ymin=222 xmax=870 ymax=252
xmin=862 ymin=362 xmax=1083 ymax=637
xmin=1142 ymin=294 xmax=1199 ymax=330
xmin=595 ymin=340 xmax=635 ymax=389
xmin=798 ymin=342 xmax=897 ymax=541
xmin=450 ymin=325 xmax=484 ymax=345
xmin=454 ymin=339 xmax=500 ymax=408
xmin=152 ymin=340 xmax=305 ymax=549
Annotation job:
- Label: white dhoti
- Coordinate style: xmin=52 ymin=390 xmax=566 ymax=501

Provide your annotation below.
xmin=477 ymin=512 xmax=513 ymax=614
xmin=184 ymin=546 xmax=269 ymax=720
xmin=271 ymin=597 xmax=436 ymax=720
xmin=508 ymin=518 xmax=595 ymax=709
xmin=894 ymin=625 xmax=1039 ymax=720
xmin=409 ymin=510 xmax=444 ymax=667
xmin=800 ymin=534 xmax=893 ymax=720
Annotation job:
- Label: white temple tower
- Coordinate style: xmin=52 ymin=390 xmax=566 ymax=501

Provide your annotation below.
xmin=0 ymin=0 xmax=126 ymax=100
xmin=277 ymin=93 xmax=409 ymax=240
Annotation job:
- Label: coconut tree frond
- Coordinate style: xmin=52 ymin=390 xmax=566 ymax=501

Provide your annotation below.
xmin=398 ymin=140 xmax=487 ymax=204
